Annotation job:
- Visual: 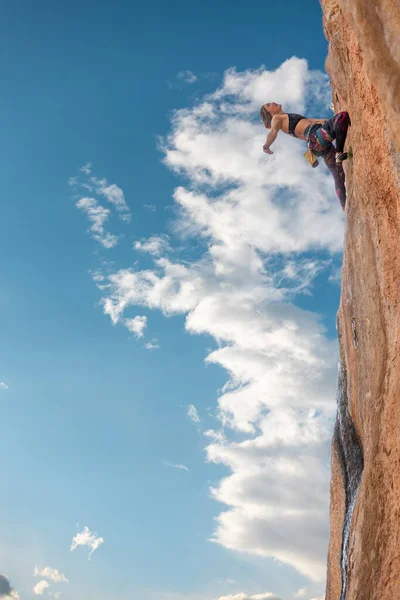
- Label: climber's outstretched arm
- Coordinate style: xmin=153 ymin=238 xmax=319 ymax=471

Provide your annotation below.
xmin=263 ymin=116 xmax=282 ymax=154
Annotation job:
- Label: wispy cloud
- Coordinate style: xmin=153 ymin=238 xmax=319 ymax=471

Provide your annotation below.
xmin=162 ymin=461 xmax=190 ymax=472
xmin=145 ymin=338 xmax=160 ymax=350
xmin=33 ymin=566 xmax=68 ymax=584
xmin=187 ymin=404 xmax=200 ymax=429
xmin=70 ymin=525 xmax=104 ymax=559
xmin=90 ymin=270 xmax=105 ymax=283
xmin=96 ymin=181 xmax=131 ymax=220
xmin=71 ymin=166 xmax=131 ymax=247
xmin=177 ymin=70 xmax=198 ymax=84
xmin=328 ymin=264 xmax=342 ymax=284
xmin=79 ymin=162 xmax=92 ymax=175
xmin=76 ymin=197 xmax=118 ymax=248
xmin=124 ymin=315 xmax=147 ymax=338
xmin=144 ymin=204 xmax=156 ymax=212
xmin=0 ymin=382 xmax=8 ymax=390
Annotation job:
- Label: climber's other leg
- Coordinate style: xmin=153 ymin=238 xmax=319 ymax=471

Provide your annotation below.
xmin=324 ymin=145 xmax=347 ymax=210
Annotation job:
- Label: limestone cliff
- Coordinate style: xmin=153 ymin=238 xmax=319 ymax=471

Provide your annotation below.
xmin=319 ymin=1 xmax=400 ymax=598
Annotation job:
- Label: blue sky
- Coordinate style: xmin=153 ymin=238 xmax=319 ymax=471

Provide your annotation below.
xmin=0 ymin=2 xmax=343 ymax=599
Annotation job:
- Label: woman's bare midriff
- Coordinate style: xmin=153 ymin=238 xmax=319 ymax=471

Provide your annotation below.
xmin=280 ymin=115 xmax=325 ymax=140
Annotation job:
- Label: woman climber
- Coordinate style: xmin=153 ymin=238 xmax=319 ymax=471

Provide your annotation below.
xmin=260 ymin=102 xmax=350 ymax=210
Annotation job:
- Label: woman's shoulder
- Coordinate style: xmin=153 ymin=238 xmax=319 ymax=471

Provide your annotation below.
xmin=270 ymin=114 xmax=285 ymax=131
xmin=272 ymin=113 xmax=287 ymax=124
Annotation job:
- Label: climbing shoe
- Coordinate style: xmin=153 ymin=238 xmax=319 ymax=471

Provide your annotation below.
xmin=335 ymin=152 xmax=348 ymax=164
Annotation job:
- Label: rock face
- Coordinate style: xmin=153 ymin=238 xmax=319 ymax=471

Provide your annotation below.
xmin=320 ymin=1 xmax=400 ymax=598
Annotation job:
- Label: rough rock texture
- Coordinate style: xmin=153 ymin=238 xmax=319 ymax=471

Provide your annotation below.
xmin=320 ymin=1 xmax=400 ymax=599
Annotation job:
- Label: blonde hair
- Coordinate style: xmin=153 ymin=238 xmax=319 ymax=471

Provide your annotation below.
xmin=260 ymin=105 xmax=272 ymax=128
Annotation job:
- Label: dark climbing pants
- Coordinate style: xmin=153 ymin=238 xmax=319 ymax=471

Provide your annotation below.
xmin=308 ymin=112 xmax=351 ymax=210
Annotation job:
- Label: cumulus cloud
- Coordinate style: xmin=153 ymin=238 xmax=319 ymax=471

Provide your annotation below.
xmin=0 ymin=574 xmax=19 ymax=599
xmin=70 ymin=525 xmax=104 ymax=559
xmin=162 ymin=461 xmax=190 ymax=472
xmin=124 ymin=315 xmax=148 ymax=338
xmin=96 ymin=58 xmax=342 ymax=583
xmin=33 ymin=580 xmax=49 ymax=595
xmin=34 ymin=566 xmax=68 ymax=583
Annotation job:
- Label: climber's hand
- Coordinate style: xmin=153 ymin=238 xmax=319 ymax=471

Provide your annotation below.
xmin=263 ymin=145 xmax=273 ymax=154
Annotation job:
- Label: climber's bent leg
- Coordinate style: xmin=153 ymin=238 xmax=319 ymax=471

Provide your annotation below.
xmin=320 ymin=111 xmax=351 ymax=153
xmin=324 ymin=145 xmax=347 ymax=210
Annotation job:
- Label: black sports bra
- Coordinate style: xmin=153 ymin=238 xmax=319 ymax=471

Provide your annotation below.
xmin=288 ymin=113 xmax=306 ymax=137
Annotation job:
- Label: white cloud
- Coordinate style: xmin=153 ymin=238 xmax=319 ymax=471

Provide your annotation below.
xmin=33 ymin=580 xmax=49 ymax=595
xmin=70 ymin=526 xmax=104 ymax=559
xmin=187 ymin=404 xmax=200 ymax=429
xmin=162 ymin=461 xmax=190 ymax=472
xmin=72 ymin=167 xmax=131 ymax=244
xmin=134 ymin=235 xmax=170 ymax=256
xmin=90 ymin=270 xmax=105 ymax=283
xmin=96 ymin=58 xmax=342 ymax=583
xmin=124 ymin=315 xmax=147 ymax=338
xmin=79 ymin=162 xmax=92 ymax=175
xmin=145 ymin=338 xmax=160 ymax=350
xmin=0 ymin=382 xmax=8 ymax=390
xmin=97 ymin=182 xmax=128 ymax=211
xmin=76 ymin=197 xmax=118 ymax=248
xmin=144 ymin=204 xmax=157 ymax=212
xmin=33 ymin=566 xmax=68 ymax=583
xmin=177 ymin=70 xmax=198 ymax=84
xmin=94 ymin=179 xmax=131 ymax=222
